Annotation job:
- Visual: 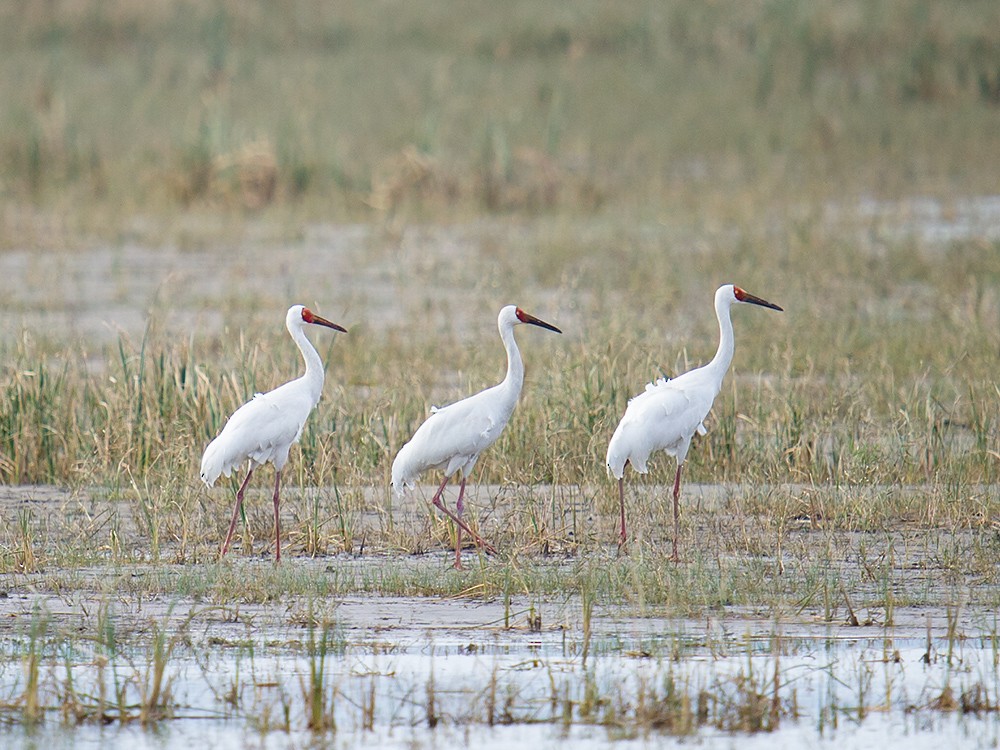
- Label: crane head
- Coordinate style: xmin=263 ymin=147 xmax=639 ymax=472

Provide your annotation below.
xmin=300 ymin=307 xmax=348 ymax=332
xmin=514 ymin=307 xmax=562 ymax=333
xmin=732 ymin=286 xmax=783 ymax=312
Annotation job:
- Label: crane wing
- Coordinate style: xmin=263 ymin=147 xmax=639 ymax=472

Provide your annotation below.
xmin=607 ymin=377 xmax=714 ymax=475
xmin=633 ymin=378 xmax=713 ymax=434
xmin=200 ymin=386 xmax=314 ymax=484
xmin=391 ymin=385 xmax=513 ymax=491
xmin=414 ymin=399 xmax=497 ymax=465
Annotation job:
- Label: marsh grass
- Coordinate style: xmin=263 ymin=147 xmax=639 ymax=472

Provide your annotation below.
xmin=21 ymin=611 xmax=46 ymax=725
xmin=2 ymin=245 xmax=997 ymax=540
xmin=300 ymin=604 xmax=339 ymax=733
xmin=6 ymin=515 xmax=994 ymax=627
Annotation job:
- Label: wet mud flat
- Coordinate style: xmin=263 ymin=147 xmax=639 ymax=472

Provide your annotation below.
xmin=2 ymin=483 xmax=1000 ymax=748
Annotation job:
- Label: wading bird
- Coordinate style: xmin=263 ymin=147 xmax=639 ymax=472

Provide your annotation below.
xmin=200 ymin=305 xmax=347 ymax=561
xmin=391 ymin=305 xmax=562 ymax=568
xmin=606 ymin=284 xmax=782 ymax=561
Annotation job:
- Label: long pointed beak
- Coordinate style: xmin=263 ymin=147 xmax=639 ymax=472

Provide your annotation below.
xmin=742 ymin=292 xmax=783 ymax=312
xmin=519 ymin=310 xmax=562 ymax=333
xmin=311 ymin=315 xmax=348 ymax=333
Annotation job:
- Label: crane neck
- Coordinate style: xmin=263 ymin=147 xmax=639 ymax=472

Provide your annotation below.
xmin=498 ymin=321 xmax=525 ymax=399
xmin=290 ymin=321 xmax=326 ymax=400
xmin=706 ymin=293 xmax=736 ymax=382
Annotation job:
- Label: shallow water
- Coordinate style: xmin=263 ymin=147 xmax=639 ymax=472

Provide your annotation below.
xmin=2 ymin=595 xmax=999 ymax=749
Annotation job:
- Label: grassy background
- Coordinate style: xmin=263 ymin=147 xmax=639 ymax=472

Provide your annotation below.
xmin=2 ymin=0 xmax=999 ymax=234
xmin=0 ymin=1 xmax=999 ymax=590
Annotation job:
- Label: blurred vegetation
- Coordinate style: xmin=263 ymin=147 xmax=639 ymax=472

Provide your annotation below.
xmin=1 ymin=0 xmax=998 ymax=235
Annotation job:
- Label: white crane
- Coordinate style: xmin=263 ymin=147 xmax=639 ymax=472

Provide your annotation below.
xmin=606 ymin=284 xmax=782 ymax=561
xmin=200 ymin=305 xmax=347 ymax=561
xmin=391 ymin=305 xmax=561 ymax=568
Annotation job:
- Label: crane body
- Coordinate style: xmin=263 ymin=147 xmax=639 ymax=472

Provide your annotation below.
xmin=200 ymin=305 xmax=347 ymax=561
xmin=391 ymin=305 xmax=561 ymax=568
xmin=607 ymin=284 xmax=782 ymax=560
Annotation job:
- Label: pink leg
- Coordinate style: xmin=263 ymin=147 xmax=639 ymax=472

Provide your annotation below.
xmin=430 ymin=474 xmax=496 ymax=555
xmin=671 ymin=463 xmax=683 ymax=563
xmin=453 ymin=478 xmax=466 ymax=569
xmin=272 ymin=469 xmax=282 ymax=562
xmin=430 ymin=473 xmax=451 ymax=506
xmin=221 ymin=465 xmax=255 ymax=558
xmin=617 ymin=477 xmax=627 ymax=547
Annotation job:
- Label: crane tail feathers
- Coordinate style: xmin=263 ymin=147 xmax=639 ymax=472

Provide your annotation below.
xmin=200 ymin=436 xmax=241 ymax=488
xmin=390 ymin=444 xmax=419 ymax=497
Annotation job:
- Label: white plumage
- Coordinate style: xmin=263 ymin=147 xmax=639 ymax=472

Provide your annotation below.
xmin=606 ymin=376 xmax=709 ymax=477
xmin=200 ymin=304 xmax=346 ymax=561
xmin=200 ymin=379 xmax=316 ymax=485
xmin=391 ymin=305 xmax=561 ymax=568
xmin=607 ymin=284 xmax=782 ymax=559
